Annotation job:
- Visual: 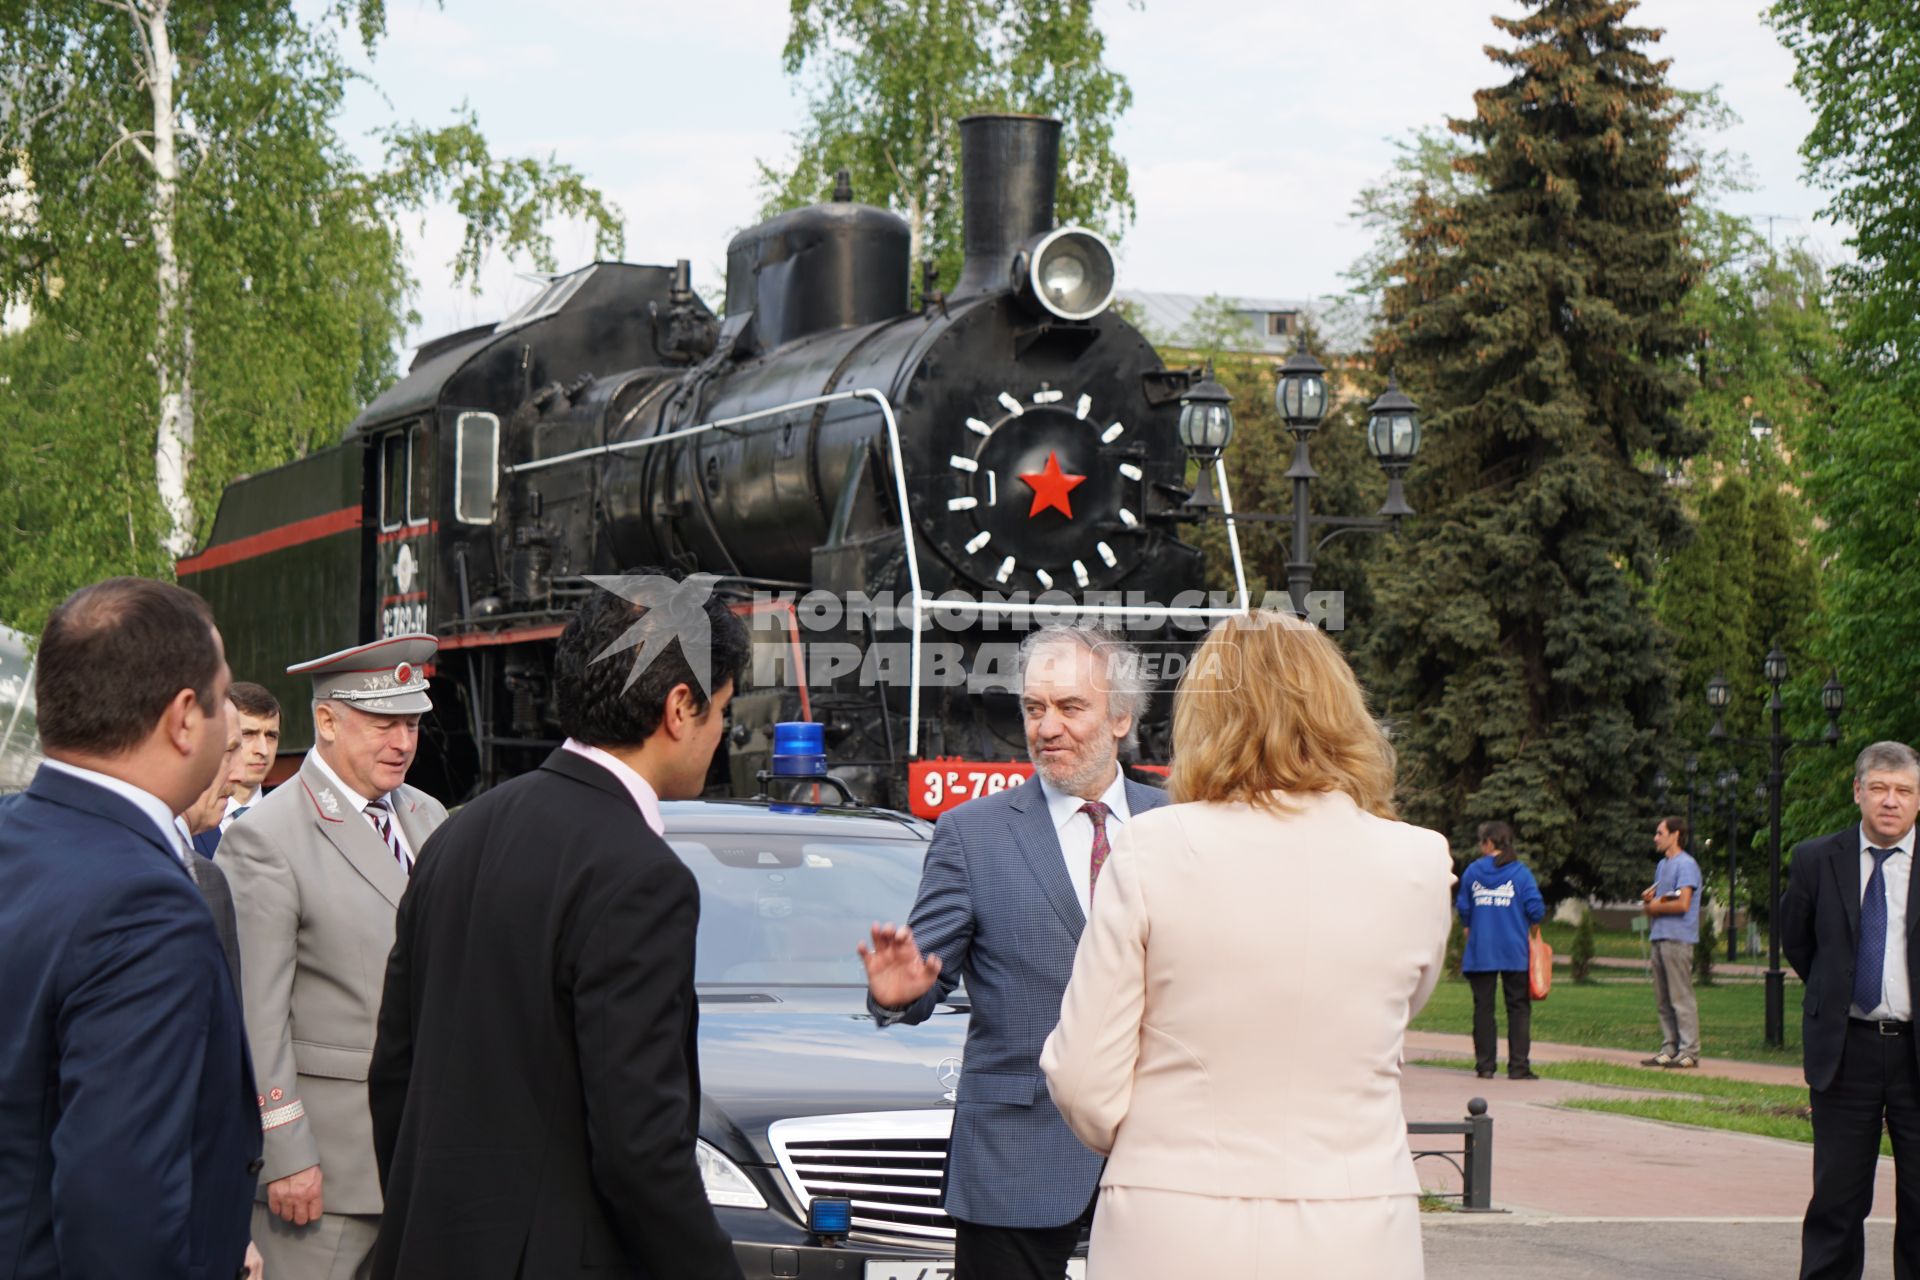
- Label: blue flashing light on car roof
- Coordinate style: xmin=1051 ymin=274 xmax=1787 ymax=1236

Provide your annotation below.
xmin=771 ymin=721 xmax=827 ymax=776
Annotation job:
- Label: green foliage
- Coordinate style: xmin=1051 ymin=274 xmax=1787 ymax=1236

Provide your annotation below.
xmin=1769 ymin=0 xmax=1920 ymax=341
xmin=0 ymin=1 xmax=623 ymax=634
xmin=373 ymin=112 xmax=624 ymax=288
xmin=1363 ymin=1 xmax=1705 ymax=900
xmin=1769 ymin=0 xmax=1920 ymax=844
xmin=1345 ymin=126 xmax=1478 ymax=310
xmin=1657 ymin=473 xmax=1756 ymax=749
xmin=1570 ymin=909 xmax=1597 ymax=982
xmin=760 ymin=0 xmax=1136 ymax=292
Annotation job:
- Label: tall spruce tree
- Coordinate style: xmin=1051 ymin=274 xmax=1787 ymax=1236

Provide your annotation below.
xmin=1366 ymin=0 xmax=1703 ymax=899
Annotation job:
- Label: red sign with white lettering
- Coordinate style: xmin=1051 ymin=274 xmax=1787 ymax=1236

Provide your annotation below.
xmin=907 ymin=759 xmax=1167 ymax=819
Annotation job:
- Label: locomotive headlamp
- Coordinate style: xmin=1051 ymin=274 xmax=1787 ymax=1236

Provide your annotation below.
xmin=1019 ymin=226 xmax=1117 ymax=321
xmin=1274 ymin=339 xmax=1329 ymax=429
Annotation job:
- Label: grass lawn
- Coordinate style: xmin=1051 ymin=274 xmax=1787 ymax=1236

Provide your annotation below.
xmin=1535 ymin=921 xmax=1650 ymax=961
xmin=1415 ymin=1057 xmax=1888 ymax=1156
xmin=1410 ymin=973 xmax=1803 ymax=1066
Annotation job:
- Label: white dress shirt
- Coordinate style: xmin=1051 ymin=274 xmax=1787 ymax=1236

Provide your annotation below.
xmin=305 ymin=748 xmax=414 ymax=861
xmin=219 ymin=788 xmax=259 ymax=832
xmin=37 ymin=758 xmax=184 ymax=863
xmin=1852 ymin=823 xmax=1917 ymax=1022
xmin=1036 ymin=765 xmax=1132 ymax=917
xmin=561 ymin=738 xmax=666 ymax=836
xmin=173 ymin=817 xmax=202 ymax=871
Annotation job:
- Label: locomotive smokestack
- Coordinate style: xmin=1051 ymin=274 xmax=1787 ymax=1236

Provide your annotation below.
xmin=953 ymin=114 xmax=1061 ymax=300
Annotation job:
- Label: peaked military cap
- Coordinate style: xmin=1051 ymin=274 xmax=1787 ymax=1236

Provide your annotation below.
xmin=289 ymin=634 xmax=436 ymax=716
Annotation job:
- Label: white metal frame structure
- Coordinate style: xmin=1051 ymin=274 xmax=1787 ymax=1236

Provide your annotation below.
xmin=502 ymin=388 xmax=1256 ymax=755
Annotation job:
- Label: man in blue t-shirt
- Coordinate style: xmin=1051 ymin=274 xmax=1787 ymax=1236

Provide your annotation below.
xmin=1641 ymin=815 xmax=1704 ymax=1068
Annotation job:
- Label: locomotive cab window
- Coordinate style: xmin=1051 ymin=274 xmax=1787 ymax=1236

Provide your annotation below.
xmin=378 ymin=424 xmax=431 ymax=531
xmin=455 ymin=412 xmax=499 ymax=524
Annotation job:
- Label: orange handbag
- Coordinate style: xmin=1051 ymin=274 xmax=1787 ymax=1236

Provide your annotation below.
xmin=1528 ymin=925 xmax=1553 ymax=1000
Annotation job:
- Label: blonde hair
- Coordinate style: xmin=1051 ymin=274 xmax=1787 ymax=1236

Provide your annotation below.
xmin=1166 ymin=611 xmax=1397 ymax=818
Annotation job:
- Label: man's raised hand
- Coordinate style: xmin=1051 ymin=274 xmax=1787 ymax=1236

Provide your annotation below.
xmin=859 ymin=922 xmax=942 ymax=1010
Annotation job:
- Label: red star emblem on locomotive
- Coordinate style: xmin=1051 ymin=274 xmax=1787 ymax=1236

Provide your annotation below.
xmin=1018 ymin=451 xmax=1087 ymax=519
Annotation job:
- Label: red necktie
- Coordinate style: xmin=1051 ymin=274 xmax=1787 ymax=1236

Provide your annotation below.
xmin=1081 ymin=801 xmax=1112 ymax=899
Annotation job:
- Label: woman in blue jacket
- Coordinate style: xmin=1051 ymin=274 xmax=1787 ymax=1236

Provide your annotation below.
xmin=1456 ymin=820 xmax=1547 ymax=1079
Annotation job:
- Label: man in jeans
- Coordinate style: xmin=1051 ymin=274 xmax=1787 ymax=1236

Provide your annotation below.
xmin=1642 ymin=815 xmax=1704 ymax=1068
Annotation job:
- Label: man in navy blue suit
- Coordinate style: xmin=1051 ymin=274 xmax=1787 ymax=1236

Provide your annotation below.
xmin=861 ymin=626 xmax=1169 ymax=1279
xmin=0 ymin=577 xmax=262 ymax=1279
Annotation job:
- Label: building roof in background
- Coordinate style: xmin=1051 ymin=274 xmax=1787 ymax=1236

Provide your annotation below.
xmin=1116 ymin=289 xmax=1373 ymax=357
xmin=1116 ymin=290 xmax=1318 ymax=355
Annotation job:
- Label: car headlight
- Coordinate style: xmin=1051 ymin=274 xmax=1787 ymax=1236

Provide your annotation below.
xmin=1017 ymin=226 xmax=1117 ymax=321
xmin=697 ymin=1139 xmax=768 ymax=1209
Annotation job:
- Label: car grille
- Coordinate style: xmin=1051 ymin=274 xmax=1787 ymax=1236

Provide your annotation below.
xmin=767 ymin=1110 xmax=955 ymax=1246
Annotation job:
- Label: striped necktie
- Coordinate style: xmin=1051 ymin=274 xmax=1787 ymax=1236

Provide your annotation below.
xmin=366 ymin=797 xmax=410 ymax=873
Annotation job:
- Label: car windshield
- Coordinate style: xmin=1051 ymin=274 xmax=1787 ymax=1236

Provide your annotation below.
xmin=670 ymin=832 xmax=927 ymax=985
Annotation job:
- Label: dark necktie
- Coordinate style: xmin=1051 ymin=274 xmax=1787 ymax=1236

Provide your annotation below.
xmin=367 ymin=798 xmax=409 ymax=873
xmin=1081 ymin=801 xmax=1111 ymax=899
xmin=1854 ymin=846 xmax=1899 ymax=1014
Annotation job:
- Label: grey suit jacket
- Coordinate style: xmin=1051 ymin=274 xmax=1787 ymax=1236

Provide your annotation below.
xmin=223 ymin=752 xmax=446 ymax=1213
xmin=871 ymin=772 xmax=1170 ymax=1228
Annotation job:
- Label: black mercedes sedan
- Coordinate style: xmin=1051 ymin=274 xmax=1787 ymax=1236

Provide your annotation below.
xmin=661 ymin=796 xmax=1088 ymax=1280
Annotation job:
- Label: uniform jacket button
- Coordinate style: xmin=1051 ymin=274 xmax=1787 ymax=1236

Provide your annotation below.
xmin=248 ymin=1158 xmax=265 ymax=1176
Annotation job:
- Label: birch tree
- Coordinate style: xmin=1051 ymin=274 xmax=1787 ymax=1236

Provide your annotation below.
xmin=0 ymin=0 xmax=623 ymax=626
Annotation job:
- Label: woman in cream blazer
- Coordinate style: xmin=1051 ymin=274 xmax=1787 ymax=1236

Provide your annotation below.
xmin=1041 ymin=610 xmax=1453 ymax=1280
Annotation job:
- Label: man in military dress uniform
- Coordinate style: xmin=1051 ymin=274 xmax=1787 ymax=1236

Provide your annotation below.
xmin=224 ymin=634 xmax=447 ymax=1280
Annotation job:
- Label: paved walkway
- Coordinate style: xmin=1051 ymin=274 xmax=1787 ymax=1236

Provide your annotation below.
xmin=1406 ymin=1030 xmax=1806 ymax=1086
xmin=1423 ymin=1218 xmax=1898 ymax=1279
xmin=1400 ymin=1060 xmax=1893 ymax=1220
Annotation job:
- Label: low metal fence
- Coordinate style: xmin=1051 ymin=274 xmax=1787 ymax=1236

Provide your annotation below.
xmin=1408 ymin=1097 xmax=1498 ymax=1212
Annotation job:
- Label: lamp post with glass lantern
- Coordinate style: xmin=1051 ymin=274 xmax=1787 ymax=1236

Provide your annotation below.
xmin=1708 ymin=651 xmax=1846 ymax=1046
xmin=1176 ymin=339 xmax=1422 ymax=613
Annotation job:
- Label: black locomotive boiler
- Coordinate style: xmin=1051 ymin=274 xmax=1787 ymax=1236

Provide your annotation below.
xmin=179 ymin=115 xmax=1212 ymax=811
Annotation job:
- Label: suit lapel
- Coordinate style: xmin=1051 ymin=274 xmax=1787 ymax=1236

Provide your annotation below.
xmin=1007 ymin=778 xmax=1087 ymax=939
xmin=300 ymin=758 xmax=407 ymax=909
xmin=1122 ymin=777 xmax=1170 ymax=816
xmin=1834 ymin=830 xmax=1862 ymax=947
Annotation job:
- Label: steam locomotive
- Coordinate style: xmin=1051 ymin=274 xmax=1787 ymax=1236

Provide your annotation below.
xmin=179 ymin=115 xmax=1216 ymax=811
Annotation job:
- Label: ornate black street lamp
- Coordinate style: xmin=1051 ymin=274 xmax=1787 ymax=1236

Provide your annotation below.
xmin=1709 ymin=650 xmax=1846 ymax=1046
xmin=1176 ymin=340 xmax=1423 ymax=612
xmin=1177 ymin=368 xmax=1234 ymax=509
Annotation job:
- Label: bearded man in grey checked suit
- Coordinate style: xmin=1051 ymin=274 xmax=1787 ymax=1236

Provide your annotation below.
xmin=224 ymin=634 xmax=447 ymax=1280
xmin=860 ymin=625 xmax=1168 ymax=1280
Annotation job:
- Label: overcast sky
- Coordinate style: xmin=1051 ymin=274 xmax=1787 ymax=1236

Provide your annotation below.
xmin=325 ymin=0 xmax=1841 ymax=351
